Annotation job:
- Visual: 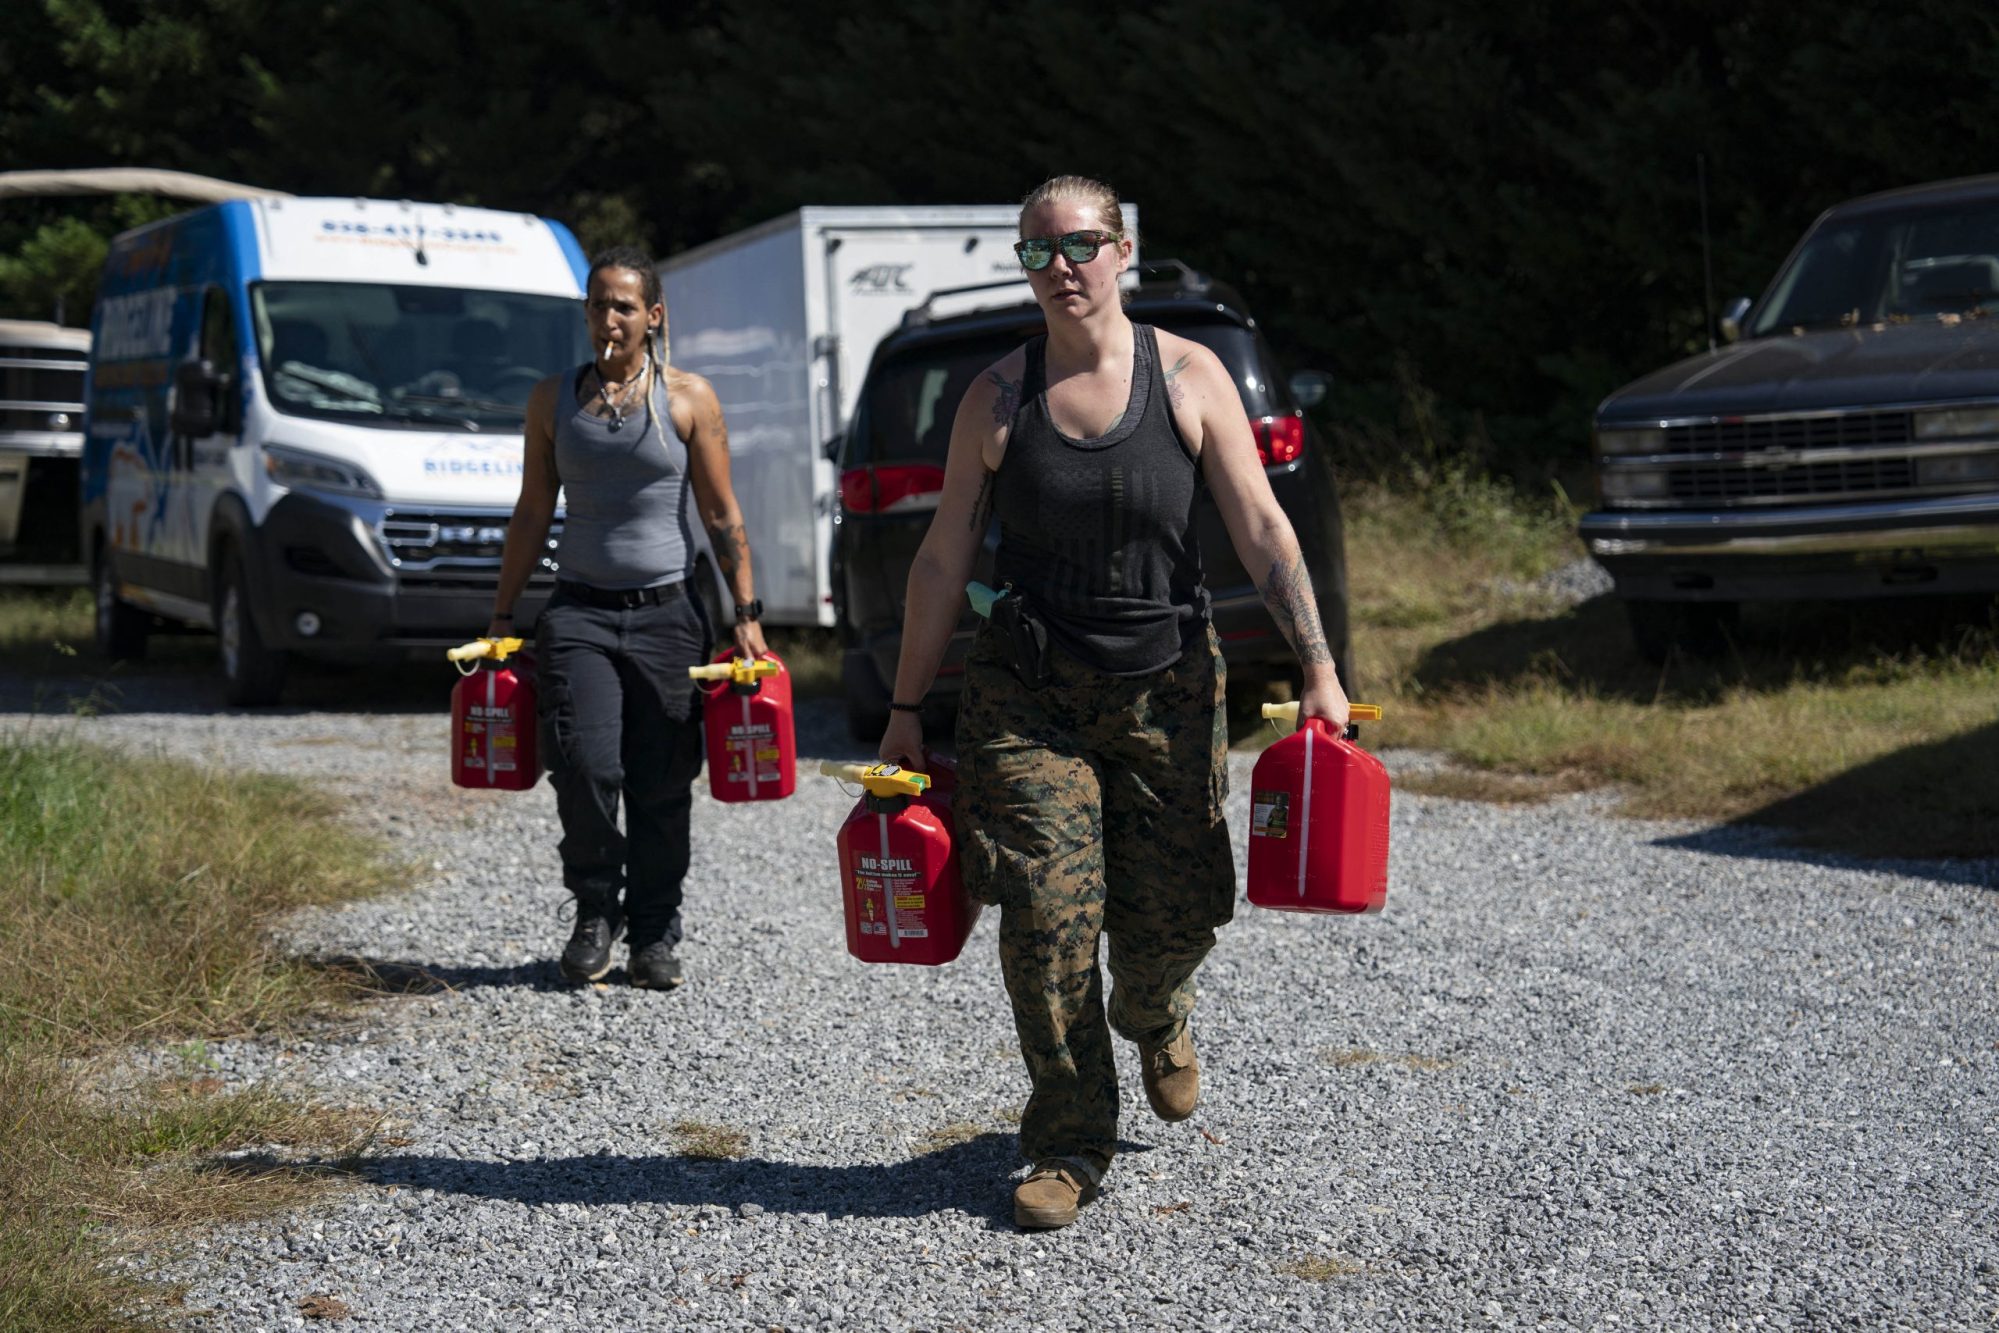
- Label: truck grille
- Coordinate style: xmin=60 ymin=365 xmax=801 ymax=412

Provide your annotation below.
xmin=1668 ymin=457 xmax=1917 ymax=502
xmin=1662 ymin=411 xmax=1913 ymax=454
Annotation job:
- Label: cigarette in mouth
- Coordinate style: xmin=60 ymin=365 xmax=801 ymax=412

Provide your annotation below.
xmin=601 ymin=341 xmax=614 ymax=361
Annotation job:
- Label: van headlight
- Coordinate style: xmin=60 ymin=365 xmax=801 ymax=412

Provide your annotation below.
xmin=1914 ymin=407 xmax=1999 ymax=440
xmin=263 ymin=445 xmax=383 ymax=499
xmin=1594 ymin=427 xmax=1665 ymax=457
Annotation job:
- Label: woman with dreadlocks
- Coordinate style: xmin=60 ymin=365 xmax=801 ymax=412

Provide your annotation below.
xmin=487 ymin=246 xmax=766 ymax=990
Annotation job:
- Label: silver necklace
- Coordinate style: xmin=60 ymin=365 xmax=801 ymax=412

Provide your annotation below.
xmin=595 ymin=354 xmax=649 ymax=432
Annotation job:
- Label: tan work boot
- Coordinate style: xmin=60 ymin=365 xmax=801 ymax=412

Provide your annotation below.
xmin=1013 ymin=1160 xmax=1099 ymax=1229
xmin=1140 ymin=1026 xmax=1200 ymax=1122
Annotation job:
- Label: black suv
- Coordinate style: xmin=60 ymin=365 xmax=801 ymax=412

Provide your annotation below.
xmin=830 ymin=262 xmax=1352 ymax=740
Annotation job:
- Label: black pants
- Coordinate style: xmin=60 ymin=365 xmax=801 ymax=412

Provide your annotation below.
xmin=536 ymin=584 xmax=708 ymax=949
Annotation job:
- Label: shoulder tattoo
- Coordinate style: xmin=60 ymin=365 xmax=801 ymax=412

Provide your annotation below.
xmin=988 ymin=371 xmax=1021 ymax=428
xmin=1163 ymin=353 xmax=1192 ymax=410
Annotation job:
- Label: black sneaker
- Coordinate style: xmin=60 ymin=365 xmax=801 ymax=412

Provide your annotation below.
xmin=558 ymin=902 xmax=625 ymax=982
xmin=628 ymin=939 xmax=685 ymax=990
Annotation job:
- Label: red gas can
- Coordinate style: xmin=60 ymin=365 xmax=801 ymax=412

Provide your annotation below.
xmin=823 ymin=756 xmax=979 ymax=966
xmin=1246 ymin=702 xmax=1390 ymax=914
xmin=690 ymin=652 xmax=797 ymax=803
xmin=447 ymin=637 xmax=541 ymax=791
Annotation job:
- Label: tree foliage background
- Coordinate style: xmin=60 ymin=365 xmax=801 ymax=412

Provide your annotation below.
xmin=4 ymin=0 xmax=1998 ymax=473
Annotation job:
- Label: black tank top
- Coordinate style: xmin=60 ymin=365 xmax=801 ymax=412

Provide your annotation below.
xmin=992 ymin=323 xmax=1210 ymax=675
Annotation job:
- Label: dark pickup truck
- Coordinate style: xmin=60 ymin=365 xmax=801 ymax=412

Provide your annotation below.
xmin=1581 ymin=173 xmax=1999 ymax=660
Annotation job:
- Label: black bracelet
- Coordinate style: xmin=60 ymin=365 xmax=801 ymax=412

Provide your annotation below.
xmin=889 ymin=701 xmax=924 ymax=713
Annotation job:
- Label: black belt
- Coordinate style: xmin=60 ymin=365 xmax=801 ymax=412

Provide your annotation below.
xmin=556 ymin=579 xmax=686 ymax=609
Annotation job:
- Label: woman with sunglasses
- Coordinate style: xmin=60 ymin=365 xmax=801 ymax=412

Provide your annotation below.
xmin=879 ymin=175 xmax=1350 ymax=1229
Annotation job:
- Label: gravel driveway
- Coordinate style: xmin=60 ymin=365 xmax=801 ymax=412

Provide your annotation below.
xmin=7 ymin=663 xmax=1996 ymax=1331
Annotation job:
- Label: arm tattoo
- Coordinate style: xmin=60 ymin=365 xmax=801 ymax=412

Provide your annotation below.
xmin=1162 ymin=354 xmax=1192 ymax=410
xmin=1260 ymin=555 xmax=1335 ymax=666
xmin=969 ymin=468 xmax=995 ymax=534
xmin=706 ymin=520 xmax=749 ymax=578
xmin=988 ymin=372 xmax=1021 ymax=427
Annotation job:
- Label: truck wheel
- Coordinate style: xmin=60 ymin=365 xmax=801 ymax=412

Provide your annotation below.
xmin=93 ymin=550 xmax=150 ymax=662
xmin=842 ymin=647 xmax=890 ymax=743
xmin=1625 ymin=600 xmax=1738 ymax=663
xmin=216 ymin=555 xmax=288 ymax=706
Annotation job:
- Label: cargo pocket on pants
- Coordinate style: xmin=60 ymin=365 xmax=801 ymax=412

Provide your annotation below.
xmin=538 ymin=677 xmax=578 ymax=779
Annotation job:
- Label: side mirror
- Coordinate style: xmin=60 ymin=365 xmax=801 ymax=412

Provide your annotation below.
xmin=170 ymin=359 xmax=220 ymax=437
xmin=1718 ymin=296 xmax=1752 ymax=345
xmin=822 ymin=432 xmax=844 ymax=463
xmin=1288 ymin=369 xmax=1332 ymax=410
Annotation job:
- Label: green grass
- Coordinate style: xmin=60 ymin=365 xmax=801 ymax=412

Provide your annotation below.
xmin=0 ymin=587 xmax=90 ymax=649
xmin=669 ymin=1120 xmax=749 ymax=1160
xmin=0 ymin=734 xmax=396 ymax=1328
xmin=1333 ymin=473 xmax=1999 ymax=859
xmin=759 ymin=627 xmax=841 ymax=698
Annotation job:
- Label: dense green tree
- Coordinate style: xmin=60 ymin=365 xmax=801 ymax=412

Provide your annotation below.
xmin=4 ymin=0 xmax=1997 ymax=472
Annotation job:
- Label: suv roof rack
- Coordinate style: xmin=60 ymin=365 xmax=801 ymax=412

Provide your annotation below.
xmin=900 ymin=257 xmax=1214 ymax=329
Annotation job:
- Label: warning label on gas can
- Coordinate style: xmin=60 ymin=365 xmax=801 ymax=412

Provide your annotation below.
xmin=1250 ymin=790 xmax=1290 ymax=839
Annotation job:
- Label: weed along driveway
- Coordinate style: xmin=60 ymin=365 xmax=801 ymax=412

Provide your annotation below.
xmin=2 ymin=675 xmax=1995 ymax=1328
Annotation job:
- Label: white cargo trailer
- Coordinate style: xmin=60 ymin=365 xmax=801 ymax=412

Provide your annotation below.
xmin=660 ymin=204 xmax=1138 ymax=627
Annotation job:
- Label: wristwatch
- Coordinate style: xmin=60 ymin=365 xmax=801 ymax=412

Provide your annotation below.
xmin=733 ymin=598 xmax=763 ymax=624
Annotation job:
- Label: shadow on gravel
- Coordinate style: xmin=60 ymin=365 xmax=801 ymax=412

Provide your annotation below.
xmin=312 ymin=955 xmax=574 ymax=994
xmin=1651 ymin=720 xmax=1999 ymax=890
xmin=354 ymin=1134 xmax=1045 ymax=1225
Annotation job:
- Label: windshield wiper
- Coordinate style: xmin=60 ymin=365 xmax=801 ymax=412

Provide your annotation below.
xmin=395 ymin=392 xmax=528 ymax=417
xmin=378 ymin=399 xmax=479 ymax=429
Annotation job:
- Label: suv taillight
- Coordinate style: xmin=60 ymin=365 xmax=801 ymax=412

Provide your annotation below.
xmin=839 ymin=464 xmax=947 ymax=514
xmin=1252 ymin=416 xmax=1305 ymax=466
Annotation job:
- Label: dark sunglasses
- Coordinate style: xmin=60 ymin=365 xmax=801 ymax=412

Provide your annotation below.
xmin=1014 ymin=230 xmax=1120 ymax=271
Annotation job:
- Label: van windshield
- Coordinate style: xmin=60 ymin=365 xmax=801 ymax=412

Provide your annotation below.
xmin=856 ymin=316 xmax=1286 ymax=465
xmin=250 ymin=282 xmax=591 ymax=429
xmin=1751 ymin=199 xmax=1999 ymax=336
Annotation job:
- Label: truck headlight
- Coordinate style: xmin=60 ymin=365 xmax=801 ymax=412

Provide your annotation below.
xmin=1598 ymin=469 xmax=1673 ymax=500
xmin=263 ymin=445 xmax=383 ymax=499
xmin=1914 ymin=407 xmax=1999 ymax=440
xmin=1594 ymin=427 xmax=1665 ymax=456
xmin=1915 ymin=453 xmax=1999 ymax=486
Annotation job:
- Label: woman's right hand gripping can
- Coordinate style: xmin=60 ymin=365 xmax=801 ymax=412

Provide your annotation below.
xmin=1246 ymin=703 xmax=1390 ymax=914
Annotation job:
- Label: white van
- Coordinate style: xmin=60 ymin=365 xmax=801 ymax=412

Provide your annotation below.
xmin=82 ymin=196 xmax=598 ymax=703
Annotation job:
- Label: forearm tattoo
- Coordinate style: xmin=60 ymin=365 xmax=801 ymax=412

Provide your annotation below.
xmin=1261 ymin=555 xmax=1335 ymax=666
xmin=969 ymin=468 xmax=995 ymax=533
xmin=707 ymin=520 xmax=750 ymax=578
xmin=1162 ymin=353 xmax=1191 ymax=409
xmin=988 ymin=372 xmax=1021 ymax=427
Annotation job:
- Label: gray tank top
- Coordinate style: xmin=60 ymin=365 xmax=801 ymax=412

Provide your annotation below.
xmin=993 ymin=323 xmax=1209 ymax=675
xmin=551 ymin=364 xmax=695 ymax=590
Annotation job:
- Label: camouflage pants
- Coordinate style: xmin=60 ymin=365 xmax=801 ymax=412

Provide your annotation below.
xmin=954 ymin=622 xmax=1235 ymax=1178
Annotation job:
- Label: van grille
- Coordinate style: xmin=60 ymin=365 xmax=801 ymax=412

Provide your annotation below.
xmin=378 ymin=511 xmax=562 ymax=589
xmin=1661 ymin=411 xmax=1913 ymax=454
